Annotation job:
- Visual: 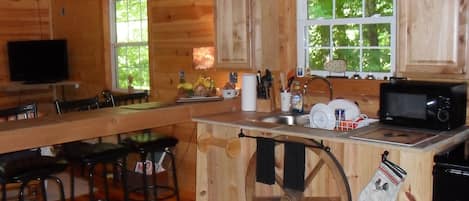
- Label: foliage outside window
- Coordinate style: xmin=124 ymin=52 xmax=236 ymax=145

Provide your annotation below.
xmin=297 ymin=0 xmax=396 ymax=78
xmin=111 ymin=0 xmax=149 ymax=90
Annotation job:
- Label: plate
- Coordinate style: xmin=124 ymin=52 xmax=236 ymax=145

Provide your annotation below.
xmin=327 ymin=99 xmax=360 ymax=120
xmin=309 ymin=103 xmax=336 ymax=130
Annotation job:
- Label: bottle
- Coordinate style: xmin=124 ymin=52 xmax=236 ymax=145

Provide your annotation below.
xmin=296 ymin=66 xmax=305 ymax=77
xmin=290 ymin=81 xmax=304 ymax=113
xmin=179 ymin=70 xmax=185 ymax=84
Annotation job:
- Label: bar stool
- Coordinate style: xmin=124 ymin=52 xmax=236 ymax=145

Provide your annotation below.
xmin=54 ymin=97 xmax=130 ymax=201
xmin=102 ymin=90 xmax=180 ymax=201
xmin=0 ymin=103 xmax=68 ymax=201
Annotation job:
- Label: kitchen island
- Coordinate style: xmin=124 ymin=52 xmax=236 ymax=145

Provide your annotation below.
xmin=193 ymin=111 xmax=469 ymax=201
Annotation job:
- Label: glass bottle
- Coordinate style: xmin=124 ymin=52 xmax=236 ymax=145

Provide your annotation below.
xmin=290 ymin=81 xmax=304 ymax=113
xmin=179 ymin=70 xmax=185 ymax=84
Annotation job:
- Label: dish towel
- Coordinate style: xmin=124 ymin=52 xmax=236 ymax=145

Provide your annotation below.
xmin=256 ymin=137 xmax=275 ymax=185
xmin=283 ymin=142 xmax=305 ymax=191
xmin=358 ymin=161 xmax=406 ymax=201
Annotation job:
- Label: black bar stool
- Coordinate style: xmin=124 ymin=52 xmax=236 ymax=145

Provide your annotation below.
xmin=0 ymin=103 xmax=68 ymax=201
xmin=102 ymin=90 xmax=180 ymax=201
xmin=54 ymin=97 xmax=130 ymax=201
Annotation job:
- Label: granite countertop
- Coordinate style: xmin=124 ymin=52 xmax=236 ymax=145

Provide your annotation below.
xmin=193 ymin=111 xmax=469 ymax=153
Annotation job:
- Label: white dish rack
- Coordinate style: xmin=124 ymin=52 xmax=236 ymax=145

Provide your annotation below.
xmin=305 ymin=118 xmax=378 ymax=131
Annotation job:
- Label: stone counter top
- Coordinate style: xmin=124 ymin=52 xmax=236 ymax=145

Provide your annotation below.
xmin=193 ymin=111 xmax=469 ymax=153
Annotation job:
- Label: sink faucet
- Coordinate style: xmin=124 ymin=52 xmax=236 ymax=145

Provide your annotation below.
xmin=302 ymin=75 xmax=333 ymax=101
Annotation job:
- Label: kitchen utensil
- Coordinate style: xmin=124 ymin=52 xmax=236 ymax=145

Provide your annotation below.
xmin=265 ymin=69 xmax=273 ymax=98
xmin=280 ymin=72 xmax=286 ymax=91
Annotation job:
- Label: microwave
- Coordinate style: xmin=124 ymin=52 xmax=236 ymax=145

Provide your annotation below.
xmin=379 ymin=80 xmax=467 ymax=130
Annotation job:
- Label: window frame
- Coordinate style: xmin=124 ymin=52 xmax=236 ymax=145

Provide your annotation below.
xmin=296 ymin=0 xmax=397 ymax=79
xmin=109 ymin=0 xmax=150 ymax=92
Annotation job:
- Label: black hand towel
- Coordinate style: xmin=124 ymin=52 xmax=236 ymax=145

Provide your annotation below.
xmin=256 ymin=137 xmax=275 ymax=185
xmin=283 ymin=142 xmax=305 ymax=191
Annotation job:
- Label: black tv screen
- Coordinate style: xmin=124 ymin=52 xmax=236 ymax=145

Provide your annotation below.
xmin=7 ymin=39 xmax=69 ymax=83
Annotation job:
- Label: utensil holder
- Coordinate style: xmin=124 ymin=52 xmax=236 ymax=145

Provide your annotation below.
xmin=256 ymin=98 xmax=274 ymax=112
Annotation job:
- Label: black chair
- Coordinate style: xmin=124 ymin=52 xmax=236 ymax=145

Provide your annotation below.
xmin=0 ymin=103 xmax=68 ymax=201
xmin=102 ymin=90 xmax=180 ymax=201
xmin=54 ymin=97 xmax=129 ymax=201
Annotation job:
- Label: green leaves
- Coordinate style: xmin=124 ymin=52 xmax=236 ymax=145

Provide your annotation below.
xmin=114 ymin=0 xmax=149 ymax=90
xmin=305 ymin=0 xmax=393 ymax=73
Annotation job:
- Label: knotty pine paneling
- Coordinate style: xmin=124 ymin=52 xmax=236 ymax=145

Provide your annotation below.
xmin=51 ymin=0 xmax=107 ymax=99
xmin=0 ymin=0 xmax=52 ymax=109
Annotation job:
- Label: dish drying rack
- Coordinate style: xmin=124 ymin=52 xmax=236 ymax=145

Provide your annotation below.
xmin=334 ymin=119 xmax=378 ymax=131
xmin=305 ymin=118 xmax=378 ymax=132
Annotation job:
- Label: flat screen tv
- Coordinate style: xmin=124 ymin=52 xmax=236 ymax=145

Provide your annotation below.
xmin=7 ymin=39 xmax=69 ymax=84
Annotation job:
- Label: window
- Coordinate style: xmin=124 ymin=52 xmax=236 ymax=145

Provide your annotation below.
xmin=111 ymin=0 xmax=149 ymax=90
xmin=297 ymin=0 xmax=396 ymax=78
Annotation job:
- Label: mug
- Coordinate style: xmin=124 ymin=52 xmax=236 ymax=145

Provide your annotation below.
xmin=222 ymin=89 xmax=239 ymax=99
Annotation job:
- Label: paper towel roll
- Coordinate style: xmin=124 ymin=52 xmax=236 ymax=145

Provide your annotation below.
xmin=241 ymin=73 xmax=257 ymax=111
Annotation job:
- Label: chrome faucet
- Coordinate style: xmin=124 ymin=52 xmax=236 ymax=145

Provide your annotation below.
xmin=302 ymin=75 xmax=333 ymax=100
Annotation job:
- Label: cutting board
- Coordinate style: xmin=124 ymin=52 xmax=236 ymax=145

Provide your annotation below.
xmin=176 ymin=96 xmax=223 ymax=103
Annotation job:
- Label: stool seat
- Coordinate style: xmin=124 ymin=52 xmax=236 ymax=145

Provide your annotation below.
xmin=122 ymin=134 xmax=178 ymax=153
xmin=0 ymin=156 xmax=68 ymax=181
xmin=62 ymin=142 xmax=130 ymax=164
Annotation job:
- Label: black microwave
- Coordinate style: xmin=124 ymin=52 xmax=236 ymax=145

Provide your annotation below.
xmin=379 ymin=80 xmax=467 ymax=130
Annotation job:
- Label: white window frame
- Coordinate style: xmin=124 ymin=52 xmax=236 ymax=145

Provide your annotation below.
xmin=109 ymin=0 xmax=150 ymax=92
xmin=297 ymin=0 xmax=397 ymax=79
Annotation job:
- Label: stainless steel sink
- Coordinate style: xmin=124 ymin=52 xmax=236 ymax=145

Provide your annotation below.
xmin=258 ymin=113 xmax=310 ymax=126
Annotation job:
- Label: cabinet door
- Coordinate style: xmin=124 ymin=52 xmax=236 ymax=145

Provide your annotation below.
xmin=398 ymin=0 xmax=468 ymax=79
xmin=214 ymin=0 xmax=251 ymax=69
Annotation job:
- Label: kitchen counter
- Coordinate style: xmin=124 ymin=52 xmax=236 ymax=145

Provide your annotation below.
xmin=193 ymin=111 xmax=469 ymax=201
xmin=193 ymin=111 xmax=469 ymax=153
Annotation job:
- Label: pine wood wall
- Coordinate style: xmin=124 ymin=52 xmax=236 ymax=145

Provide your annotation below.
xmin=0 ymin=0 xmax=386 ymax=198
xmin=0 ymin=0 xmax=53 ymax=108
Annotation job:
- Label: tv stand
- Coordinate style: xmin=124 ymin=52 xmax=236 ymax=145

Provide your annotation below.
xmin=22 ymin=80 xmax=60 ymax=85
xmin=0 ymin=81 xmax=80 ymax=100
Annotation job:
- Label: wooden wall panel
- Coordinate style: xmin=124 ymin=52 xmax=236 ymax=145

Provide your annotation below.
xmin=51 ymin=0 xmax=107 ymax=99
xmin=0 ymin=0 xmax=52 ymax=109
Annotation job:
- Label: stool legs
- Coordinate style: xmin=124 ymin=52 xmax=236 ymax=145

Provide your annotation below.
xmin=140 ymin=152 xmax=150 ymax=201
xmin=167 ymin=149 xmax=180 ymax=201
xmin=40 ymin=179 xmax=48 ymax=201
xmin=17 ymin=176 xmax=66 ymax=201
xmin=87 ymin=164 xmax=96 ymax=201
xmin=135 ymin=149 xmax=179 ymax=201
xmin=122 ymin=157 xmax=129 ymax=201
xmin=150 ymin=152 xmax=158 ymax=200
xmin=2 ymin=183 xmax=6 ymax=201
xmin=70 ymin=165 xmax=75 ymax=201
xmin=102 ymin=164 xmax=110 ymax=200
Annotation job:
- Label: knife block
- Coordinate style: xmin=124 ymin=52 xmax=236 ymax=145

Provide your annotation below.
xmin=256 ymin=88 xmax=274 ymax=112
xmin=256 ymin=98 xmax=274 ymax=112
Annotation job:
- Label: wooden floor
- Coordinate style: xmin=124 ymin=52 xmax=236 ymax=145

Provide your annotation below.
xmin=58 ymin=164 xmax=195 ymax=201
xmin=67 ymin=171 xmax=195 ymax=201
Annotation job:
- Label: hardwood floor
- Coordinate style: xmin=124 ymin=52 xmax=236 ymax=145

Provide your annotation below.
xmin=64 ymin=179 xmax=195 ymax=201
xmin=62 ymin=165 xmax=195 ymax=201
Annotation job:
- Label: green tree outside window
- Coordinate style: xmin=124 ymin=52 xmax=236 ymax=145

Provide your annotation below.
xmin=113 ymin=0 xmax=149 ymax=90
xmin=303 ymin=0 xmax=394 ymax=75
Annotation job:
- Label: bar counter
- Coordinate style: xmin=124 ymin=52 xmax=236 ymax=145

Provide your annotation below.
xmin=0 ymin=98 xmax=240 ymax=154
